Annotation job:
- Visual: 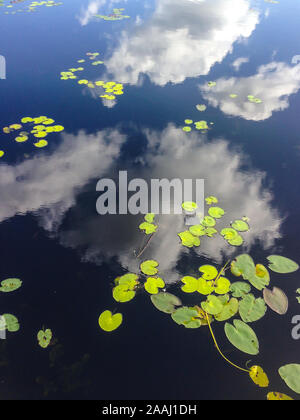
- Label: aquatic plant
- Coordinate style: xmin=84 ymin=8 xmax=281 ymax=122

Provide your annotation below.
xmin=94 ymin=8 xmax=130 ymax=21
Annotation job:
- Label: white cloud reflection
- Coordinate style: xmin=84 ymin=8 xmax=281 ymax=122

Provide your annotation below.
xmin=200 ymin=61 xmax=300 ymax=121
xmin=105 ymin=0 xmax=259 ymax=86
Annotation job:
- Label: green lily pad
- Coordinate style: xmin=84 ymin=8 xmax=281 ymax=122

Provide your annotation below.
xmin=205 ymin=196 xmax=218 ymax=205
xmin=182 ymin=201 xmax=198 ymax=212
xmin=230 ymin=282 xmax=251 ymax=298
xmin=195 ymin=120 xmax=209 ymax=130
xmin=221 ymin=228 xmax=239 ymax=240
xmin=249 ymin=264 xmax=270 ymax=290
xmin=140 ymin=260 xmax=159 ymax=276
xmin=139 ymin=222 xmax=157 ymax=235
xmin=201 ymin=295 xmax=224 ymax=315
xmin=113 ymin=284 xmax=136 ymax=303
xmin=0 ymin=278 xmax=22 ymax=293
xmin=225 ymin=320 xmax=259 ymax=355
xmin=98 ymin=310 xmax=123 ymax=332
xmin=181 ymin=276 xmax=199 ymax=293
xmin=118 ymin=273 xmax=139 ymax=289
xmin=189 ymin=225 xmax=206 ymax=237
xmin=279 ymin=365 xmax=300 ymax=394
xmin=144 ymin=277 xmax=165 ymax=294
xmin=171 ymin=307 xmax=201 ymax=328
xmin=184 ymin=119 xmax=193 ymax=125
xmin=208 ymin=81 xmax=216 ymax=87
xmin=214 ymin=277 xmax=231 ymax=295
xmin=196 ymin=104 xmax=206 ymax=112
xmin=231 ymin=220 xmax=250 ymax=232
xmin=37 ymin=328 xmax=53 ymax=349
xmin=144 ymin=213 xmax=155 ymax=223
xmin=150 ymin=293 xmax=182 ymax=314
xmin=215 ymin=298 xmax=239 ymax=322
xmin=263 ymin=287 xmax=288 ymax=315
xmin=231 ymin=254 xmax=255 ymax=277
xmin=208 ymin=207 xmax=225 ymax=219
xmin=197 ymin=278 xmax=214 ymax=295
xmin=239 ymin=294 xmax=267 ymax=323
xmin=178 ymin=231 xmax=200 ymax=248
xmin=182 ymin=126 xmax=192 ymax=132
xmin=201 ymin=216 xmax=216 ymax=227
xmin=267 ymin=255 xmax=299 ymax=274
xmin=205 ymin=227 xmax=218 ymax=237
xmin=0 ymin=314 xmax=20 ymax=332
xmin=199 ymin=265 xmax=218 ymax=280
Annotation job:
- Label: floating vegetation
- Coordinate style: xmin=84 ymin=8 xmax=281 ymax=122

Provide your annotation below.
xmin=263 ymin=287 xmax=288 ymax=315
xmin=139 ymin=213 xmax=157 ymax=235
xmin=37 ymin=328 xmax=53 ymax=349
xmin=94 ymin=8 xmax=130 ymax=21
xmin=0 ymin=278 xmax=22 ymax=293
xmin=207 ymin=81 xmax=216 ymax=87
xmin=182 ymin=119 xmax=211 ymax=133
xmin=229 ymin=94 xmax=238 ymax=98
xmin=0 ymin=314 xmax=20 ymax=332
xmin=247 ymin=95 xmax=262 ymax=104
xmin=2 ymin=0 xmax=62 ymax=14
xmin=178 ymin=197 xmax=249 ymax=248
xmin=98 ymin=310 xmax=123 ymax=332
xmin=196 ymin=104 xmax=206 ymax=112
xmin=1 ymin=116 xmax=65 ymax=156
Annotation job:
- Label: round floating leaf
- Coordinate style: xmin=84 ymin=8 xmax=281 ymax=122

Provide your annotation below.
xmin=118 ymin=273 xmax=139 ymax=289
xmin=195 ymin=120 xmax=209 ymax=130
xmin=199 ymin=265 xmax=218 ymax=280
xmin=37 ymin=329 xmax=52 ymax=349
xmin=231 ymin=254 xmax=255 ymax=278
xmin=201 ymin=295 xmax=224 ymax=315
xmin=140 ymin=260 xmax=159 ymax=276
xmin=113 ymin=284 xmax=135 ymax=303
xmin=0 ymin=278 xmax=22 ymax=293
xmin=171 ymin=307 xmax=201 ymax=328
xmin=267 ymin=255 xmax=299 ymax=274
xmin=248 ymin=264 xmax=270 ymax=291
xmin=144 ymin=277 xmax=165 ymax=294
xmin=0 ymin=314 xmax=20 ymax=332
xmin=139 ymin=222 xmax=157 ymax=235
xmin=144 ymin=213 xmax=155 ymax=223
xmin=151 ymin=293 xmax=182 ymax=314
xmin=196 ymin=104 xmax=206 ymax=112
xmin=182 ymin=201 xmax=198 ymax=212
xmin=221 ymin=228 xmax=239 ymax=241
xmin=279 ymin=364 xmax=300 ymax=394
xmin=249 ymin=366 xmax=269 ymax=388
xmin=239 ymin=294 xmax=267 ymax=323
xmin=182 ymin=126 xmax=191 ymax=132
xmin=178 ymin=231 xmax=200 ymax=248
xmin=181 ymin=276 xmax=199 ymax=293
xmin=230 ymin=282 xmax=251 ymax=298
xmin=225 ymin=319 xmax=259 ymax=355
xmin=201 ymin=216 xmax=216 ymax=227
xmin=98 ymin=310 xmax=123 ymax=332
xmin=184 ymin=119 xmax=193 ymax=125
xmin=263 ymin=287 xmax=288 ymax=315
xmin=232 ymin=220 xmax=250 ymax=232
xmin=208 ymin=207 xmax=225 ymax=219
xmin=267 ymin=392 xmax=293 ymax=400
xmin=228 ymin=235 xmax=244 ymax=246
xmin=205 ymin=196 xmax=218 ymax=205
xmin=197 ymin=278 xmax=214 ymax=295
xmin=215 ymin=298 xmax=239 ymax=322
xmin=214 ymin=277 xmax=231 ymax=295
xmin=0 ymin=151 xmax=4 ymax=158
xmin=189 ymin=224 xmax=206 ymax=237
xmin=208 ymin=81 xmax=216 ymax=87
xmin=205 ymin=227 xmax=218 ymax=237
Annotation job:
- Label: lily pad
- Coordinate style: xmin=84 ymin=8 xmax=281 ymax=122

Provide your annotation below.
xmin=37 ymin=329 xmax=52 ymax=349
xmin=98 ymin=310 xmax=123 ymax=332
xmin=113 ymin=284 xmax=136 ymax=303
xmin=267 ymin=392 xmax=293 ymax=400
xmin=139 ymin=222 xmax=157 ymax=235
xmin=171 ymin=307 xmax=201 ymax=328
xmin=205 ymin=196 xmax=218 ymax=205
xmin=150 ymin=293 xmax=182 ymax=314
xmin=178 ymin=231 xmax=200 ymax=248
xmin=140 ymin=260 xmax=159 ymax=276
xmin=189 ymin=224 xmax=206 ymax=237
xmin=279 ymin=364 xmax=300 ymax=394
xmin=0 ymin=314 xmax=20 ymax=332
xmin=144 ymin=213 xmax=155 ymax=223
xmin=208 ymin=207 xmax=225 ymax=219
xmin=0 ymin=278 xmax=22 ymax=293
xmin=196 ymin=104 xmax=206 ymax=112
xmin=201 ymin=216 xmax=216 ymax=227
xmin=239 ymin=294 xmax=267 ymax=323
xmin=225 ymin=319 xmax=259 ymax=355
xmin=215 ymin=298 xmax=239 ymax=321
xmin=263 ymin=287 xmax=288 ymax=315
xmin=267 ymin=255 xmax=299 ymax=274
xmin=231 ymin=220 xmax=249 ymax=232
xmin=249 ymin=366 xmax=269 ymax=388
xmin=182 ymin=201 xmax=198 ymax=212
xmin=181 ymin=276 xmax=199 ymax=293
xmin=230 ymin=281 xmax=251 ymax=298
xmin=201 ymin=295 xmax=224 ymax=315
xmin=144 ymin=277 xmax=165 ymax=294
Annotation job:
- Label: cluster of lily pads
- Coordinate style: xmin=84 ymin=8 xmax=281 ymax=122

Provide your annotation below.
xmin=178 ymin=196 xmax=249 ymax=248
xmin=60 ymin=53 xmax=124 ymax=102
xmin=1 ymin=0 xmax=62 ymax=13
xmin=1 ymin=116 xmax=65 ymax=155
xmin=0 ymin=277 xmax=53 ymax=348
xmin=139 ymin=213 xmax=157 ymax=235
xmin=182 ymin=119 xmax=212 ymax=133
xmin=94 ymin=8 xmax=130 ymax=21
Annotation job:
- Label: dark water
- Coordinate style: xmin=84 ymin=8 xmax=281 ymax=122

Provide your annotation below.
xmin=0 ymin=0 xmax=300 ymax=400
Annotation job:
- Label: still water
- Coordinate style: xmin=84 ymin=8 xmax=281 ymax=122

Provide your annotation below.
xmin=0 ymin=0 xmax=300 ymax=400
